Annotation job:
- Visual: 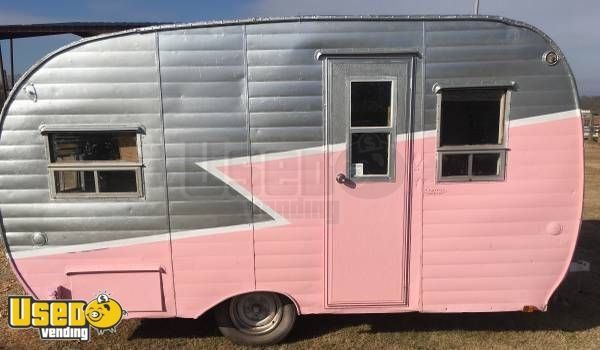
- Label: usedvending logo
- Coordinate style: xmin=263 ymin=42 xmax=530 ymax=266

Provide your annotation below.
xmin=8 ymin=292 xmax=127 ymax=341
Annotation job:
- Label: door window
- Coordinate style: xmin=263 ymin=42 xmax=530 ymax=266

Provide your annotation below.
xmin=348 ymin=79 xmax=396 ymax=179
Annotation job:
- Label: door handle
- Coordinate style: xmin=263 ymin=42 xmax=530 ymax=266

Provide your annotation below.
xmin=336 ymin=173 xmax=347 ymax=184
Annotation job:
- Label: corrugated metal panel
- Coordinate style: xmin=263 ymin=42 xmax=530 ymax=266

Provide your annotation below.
xmin=155 ymin=27 xmax=263 ymax=311
xmin=0 ymin=18 xmax=581 ymax=316
xmin=158 ymin=27 xmax=265 ymax=231
xmin=0 ymin=33 xmax=169 ymax=251
xmin=421 ymin=117 xmax=581 ymax=311
xmin=423 ymin=21 xmax=575 ymax=130
xmin=246 ymin=21 xmax=423 ymax=311
xmin=420 ymin=21 xmax=578 ymax=311
xmin=247 ymin=20 xmax=423 ymax=151
xmin=2 ymin=19 xmax=578 ymax=251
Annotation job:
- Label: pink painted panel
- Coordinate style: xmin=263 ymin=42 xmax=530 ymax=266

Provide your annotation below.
xmin=421 ymin=115 xmax=583 ymax=312
xmin=423 ymin=261 xmax=564 ymax=279
xmin=7 ymin=113 xmax=583 ymax=319
xmin=423 ymin=289 xmax=547 ymax=306
xmin=249 ymin=151 xmax=326 ymax=313
xmin=10 ymin=239 xmax=177 ymax=318
xmin=170 ymin=230 xmax=255 ymax=318
xmin=423 ymin=248 xmax=569 ymax=265
xmin=327 ymin=142 xmax=410 ymax=306
xmin=68 ymin=270 xmax=164 ymax=312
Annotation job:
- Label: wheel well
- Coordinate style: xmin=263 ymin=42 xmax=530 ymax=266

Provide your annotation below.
xmin=203 ymin=290 xmax=301 ymax=319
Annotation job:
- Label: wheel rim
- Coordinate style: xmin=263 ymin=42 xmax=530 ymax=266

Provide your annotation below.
xmin=229 ymin=292 xmax=283 ymax=335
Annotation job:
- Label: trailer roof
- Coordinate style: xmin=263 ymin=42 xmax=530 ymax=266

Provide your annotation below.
xmin=0 ymin=15 xmax=560 ymax=46
xmin=117 ymin=15 xmax=548 ymax=37
xmin=0 ymin=16 xmax=560 ymax=53
xmin=0 ymin=22 xmax=169 ymax=40
xmin=1 ymin=15 xmax=576 ymax=117
xmin=68 ymin=15 xmax=562 ymax=58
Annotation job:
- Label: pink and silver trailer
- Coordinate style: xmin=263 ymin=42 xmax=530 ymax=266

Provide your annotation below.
xmin=0 ymin=16 xmax=583 ymax=345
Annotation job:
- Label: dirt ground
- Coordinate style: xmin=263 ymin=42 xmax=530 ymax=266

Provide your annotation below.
xmin=1 ymin=142 xmax=599 ymax=349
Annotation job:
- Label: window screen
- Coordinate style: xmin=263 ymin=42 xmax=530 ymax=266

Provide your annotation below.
xmin=46 ymin=131 xmax=143 ymax=197
xmin=349 ymin=80 xmax=395 ymax=179
xmin=437 ymin=88 xmax=507 ymax=181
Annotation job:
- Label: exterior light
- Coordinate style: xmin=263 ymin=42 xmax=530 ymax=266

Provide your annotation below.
xmin=543 ymin=51 xmax=559 ymax=66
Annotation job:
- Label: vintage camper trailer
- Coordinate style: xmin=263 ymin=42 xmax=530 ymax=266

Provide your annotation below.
xmin=0 ymin=16 xmax=583 ymax=345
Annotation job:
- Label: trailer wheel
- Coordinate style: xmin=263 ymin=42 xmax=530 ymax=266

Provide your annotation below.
xmin=215 ymin=292 xmax=296 ymax=346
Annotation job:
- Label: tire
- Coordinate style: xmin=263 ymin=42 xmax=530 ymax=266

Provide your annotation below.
xmin=215 ymin=292 xmax=297 ymax=346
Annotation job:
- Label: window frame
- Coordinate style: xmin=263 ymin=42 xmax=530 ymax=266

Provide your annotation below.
xmin=41 ymin=126 xmax=145 ymax=199
xmin=435 ymin=88 xmax=511 ymax=182
xmin=346 ymin=76 xmax=398 ymax=181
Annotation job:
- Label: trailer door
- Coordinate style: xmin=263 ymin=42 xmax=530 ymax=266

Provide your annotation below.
xmin=326 ymin=58 xmax=413 ymax=306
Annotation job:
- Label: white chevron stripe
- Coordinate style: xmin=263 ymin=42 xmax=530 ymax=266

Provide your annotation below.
xmin=10 ymin=109 xmax=580 ymax=259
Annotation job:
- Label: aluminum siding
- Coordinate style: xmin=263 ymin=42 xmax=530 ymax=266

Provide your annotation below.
xmin=156 ymin=27 xmax=258 ymax=313
xmin=423 ymin=20 xmax=576 ymax=130
xmin=0 ymin=17 xmax=581 ymax=316
xmin=1 ymin=33 xmax=169 ymax=252
xmin=157 ymin=27 xmax=267 ymax=232
xmin=1 ymin=18 xmax=577 ymax=253
xmin=246 ymin=21 xmax=424 ymax=310
xmin=421 ymin=21 xmax=580 ymax=311
xmin=247 ymin=21 xmax=424 ymax=146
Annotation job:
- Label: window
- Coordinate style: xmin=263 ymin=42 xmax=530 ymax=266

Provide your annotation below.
xmin=437 ymin=88 xmax=508 ymax=181
xmin=348 ymin=80 xmax=395 ymax=179
xmin=45 ymin=130 xmax=143 ymax=198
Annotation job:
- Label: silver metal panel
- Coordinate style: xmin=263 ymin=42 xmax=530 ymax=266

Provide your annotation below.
xmin=423 ymin=20 xmax=576 ymax=130
xmin=6 ymin=230 xmax=166 ymax=248
xmin=250 ymin=111 xmax=322 ymax=128
xmin=248 ymin=66 xmax=322 ymax=82
xmin=158 ymin=27 xmax=265 ymax=231
xmin=0 ymin=33 xmax=169 ymax=251
xmin=247 ymin=21 xmax=423 ymax=150
xmin=0 ymin=16 xmax=579 ymax=253
xmin=248 ymin=81 xmax=322 ymax=98
xmin=43 ymin=52 xmax=156 ymax=68
xmin=29 ymin=67 xmax=157 ymax=84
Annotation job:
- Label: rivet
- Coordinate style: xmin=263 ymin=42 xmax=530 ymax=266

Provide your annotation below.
xmin=32 ymin=232 xmax=47 ymax=246
xmin=546 ymin=222 xmax=563 ymax=236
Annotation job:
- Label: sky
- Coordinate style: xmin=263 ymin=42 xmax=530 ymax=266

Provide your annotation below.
xmin=0 ymin=0 xmax=598 ymax=95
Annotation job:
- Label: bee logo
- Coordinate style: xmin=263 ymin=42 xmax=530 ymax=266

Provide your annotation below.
xmin=8 ymin=291 xmax=127 ymax=341
xmin=84 ymin=293 xmax=127 ymax=335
